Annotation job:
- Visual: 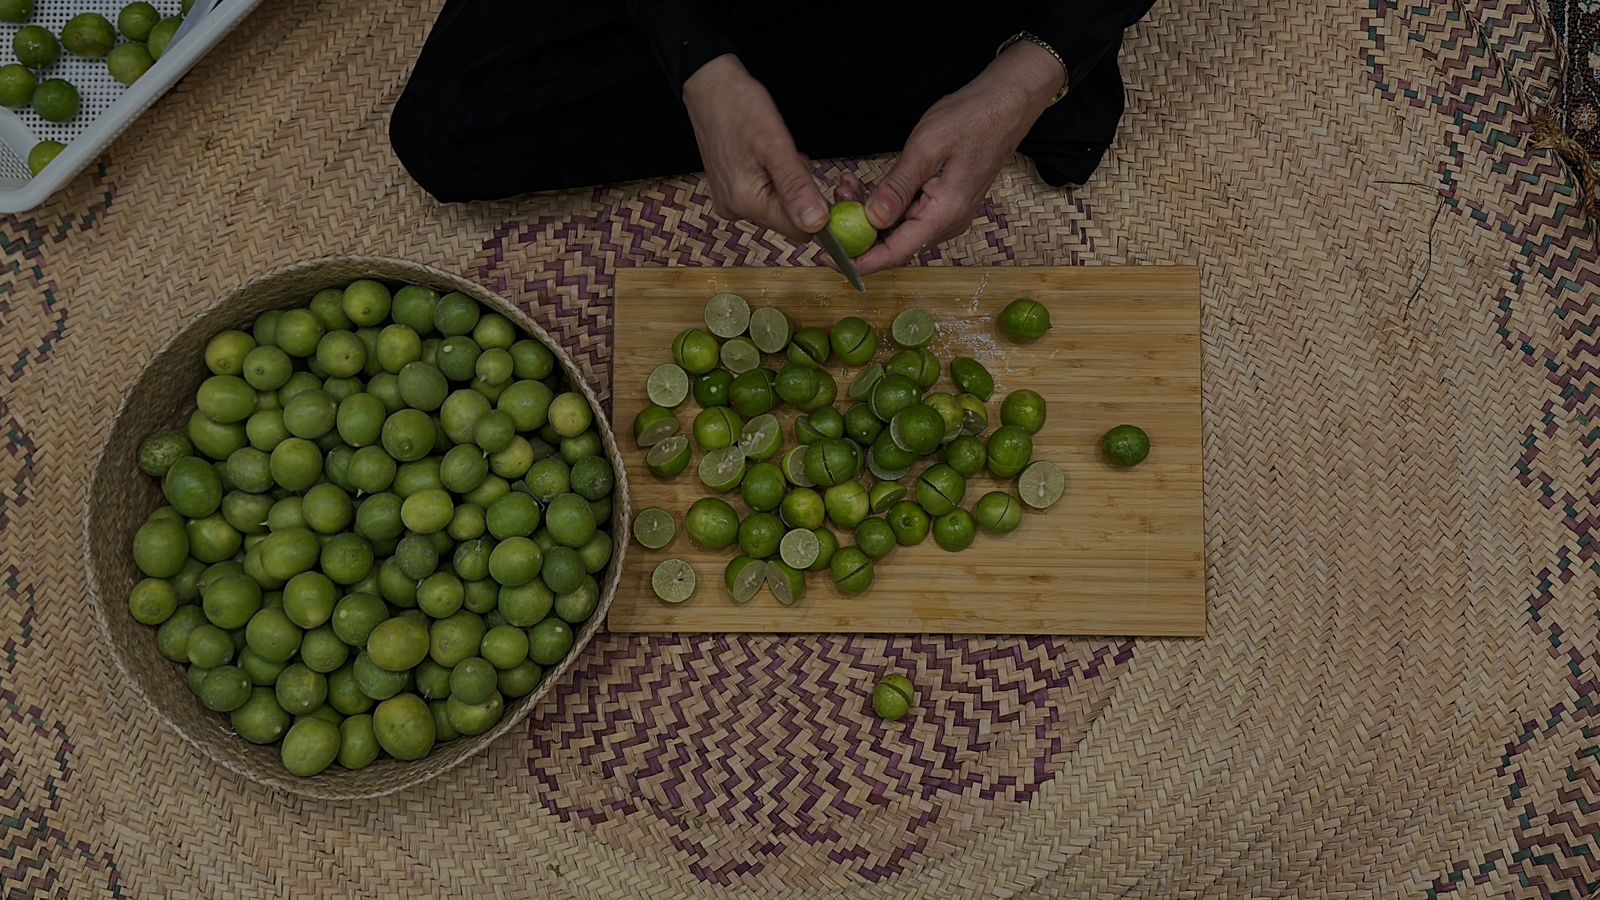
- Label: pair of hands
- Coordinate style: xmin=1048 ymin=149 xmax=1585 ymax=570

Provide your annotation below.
xmin=682 ymin=44 xmax=1064 ymax=276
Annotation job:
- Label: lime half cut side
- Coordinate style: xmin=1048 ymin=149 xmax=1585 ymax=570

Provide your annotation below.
xmin=632 ymin=506 xmax=676 ymax=549
xmin=705 ymin=293 xmax=752 ymax=339
xmin=652 ymin=559 xmax=697 ymax=604
xmin=890 ymin=308 xmax=936 ymax=349
xmin=1018 ymin=460 xmax=1066 ymax=509
xmin=647 ymin=364 xmax=690 ymax=408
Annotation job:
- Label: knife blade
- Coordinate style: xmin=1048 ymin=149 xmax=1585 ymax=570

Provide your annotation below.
xmin=815 ymin=227 xmax=867 ymax=294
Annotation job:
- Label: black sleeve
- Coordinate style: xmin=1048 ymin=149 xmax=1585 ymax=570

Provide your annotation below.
xmin=625 ymin=0 xmax=737 ymax=89
xmin=1023 ymin=1 xmax=1156 ymax=89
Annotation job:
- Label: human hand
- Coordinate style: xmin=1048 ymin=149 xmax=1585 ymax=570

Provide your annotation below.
xmin=843 ymin=42 xmax=1065 ymax=276
xmin=683 ymin=54 xmax=830 ymax=241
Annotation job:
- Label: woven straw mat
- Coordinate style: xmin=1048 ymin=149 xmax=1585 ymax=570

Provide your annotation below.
xmin=3 ymin=0 xmax=1598 ymax=897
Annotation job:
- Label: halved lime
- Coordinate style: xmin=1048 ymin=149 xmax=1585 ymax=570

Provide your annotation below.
xmin=720 ymin=337 xmax=761 ymax=374
xmin=870 ymin=374 xmax=920 ymax=420
xmin=632 ymin=506 xmax=675 ymax=549
xmin=766 ymin=561 xmax=806 ymax=606
xmin=725 ymin=556 xmax=767 ymax=604
xmin=958 ymin=394 xmax=988 ymax=435
xmin=868 ymin=482 xmax=906 ymax=514
xmin=868 ymin=435 xmax=914 ymax=482
xmin=647 ymin=364 xmax=690 ymax=408
xmin=830 ymin=317 xmax=876 ymax=366
xmin=738 ymin=413 xmax=782 ymax=461
xmin=698 ymin=446 xmax=747 ymax=492
xmin=651 ymin=559 xmax=697 ymax=604
xmin=705 ymin=292 xmax=751 ymax=338
xmin=887 ymin=348 xmax=940 ymax=389
xmin=787 ymin=327 xmax=831 ymax=367
xmin=633 ymin=406 xmax=681 ymax=448
xmin=890 ymin=308 xmax=936 ymax=349
xmin=889 ymin=404 xmax=946 ymax=455
xmin=1018 ymin=460 xmax=1065 ymax=509
xmin=645 ymin=434 xmax=692 ymax=478
xmin=925 ymin=393 xmax=964 ymax=442
xmin=748 ymin=308 xmax=791 ymax=354
xmin=778 ymin=528 xmax=820 ymax=569
xmin=781 ymin=446 xmax=814 ymax=487
xmin=949 ymin=358 xmax=995 ymax=401
xmin=849 ymin=363 xmax=884 ymax=400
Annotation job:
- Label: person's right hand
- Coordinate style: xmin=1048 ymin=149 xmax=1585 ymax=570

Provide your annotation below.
xmin=683 ymin=54 xmax=830 ymax=241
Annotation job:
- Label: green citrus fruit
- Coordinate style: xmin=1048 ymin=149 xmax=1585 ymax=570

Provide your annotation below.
xmin=827 ymin=201 xmax=877 ymax=257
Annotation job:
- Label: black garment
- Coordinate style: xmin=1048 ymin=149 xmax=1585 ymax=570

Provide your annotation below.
xmin=390 ymin=1 xmax=1154 ymax=203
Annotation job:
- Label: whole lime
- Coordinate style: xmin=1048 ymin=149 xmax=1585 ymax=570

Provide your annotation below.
xmin=33 ymin=79 xmax=81 ymax=124
xmin=12 ymin=26 xmax=58 ymax=69
xmin=0 ymin=64 xmax=34 ymax=108
xmin=373 ymin=693 xmax=436 ymax=760
xmin=827 ymin=201 xmax=877 ymax=258
xmin=118 ymin=1 xmax=159 ymax=40
xmin=998 ymin=297 xmax=1051 ymax=341
xmin=280 ymin=717 xmax=341 ymax=776
xmin=62 ymin=13 xmax=115 ymax=58
xmin=147 ymin=16 xmax=180 ymax=59
xmin=0 ymin=0 xmax=32 ymax=24
xmin=871 ymin=673 xmax=915 ymax=721
xmin=1101 ymin=424 xmax=1150 ymax=467
xmin=27 ymin=140 xmax=63 ymax=176
xmin=107 ymin=43 xmax=154 ymax=85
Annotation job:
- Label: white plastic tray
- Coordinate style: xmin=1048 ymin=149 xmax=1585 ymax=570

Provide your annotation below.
xmin=0 ymin=0 xmax=260 ymax=212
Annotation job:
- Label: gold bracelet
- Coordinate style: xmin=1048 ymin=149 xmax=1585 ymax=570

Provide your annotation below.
xmin=996 ymin=31 xmax=1070 ymax=106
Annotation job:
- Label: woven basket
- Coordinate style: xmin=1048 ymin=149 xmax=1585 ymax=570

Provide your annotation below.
xmin=83 ymin=256 xmax=630 ymax=799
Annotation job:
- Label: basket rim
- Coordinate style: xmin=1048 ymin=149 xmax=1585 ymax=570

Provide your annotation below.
xmin=83 ymin=254 xmax=630 ymax=800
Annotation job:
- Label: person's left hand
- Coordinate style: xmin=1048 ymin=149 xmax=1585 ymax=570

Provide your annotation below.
xmin=836 ymin=41 xmax=1065 ymax=276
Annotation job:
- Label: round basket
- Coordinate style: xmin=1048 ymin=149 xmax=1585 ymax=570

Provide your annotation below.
xmin=84 ymin=256 xmax=630 ymax=799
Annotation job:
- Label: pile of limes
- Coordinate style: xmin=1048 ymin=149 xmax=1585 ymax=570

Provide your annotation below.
xmin=635 ymin=294 xmax=1081 ymax=606
xmin=1 ymin=0 xmax=195 ymax=175
xmin=130 ymin=279 xmax=613 ymax=777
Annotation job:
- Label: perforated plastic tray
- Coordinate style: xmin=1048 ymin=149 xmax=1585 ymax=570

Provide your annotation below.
xmin=0 ymin=0 xmax=260 ymax=212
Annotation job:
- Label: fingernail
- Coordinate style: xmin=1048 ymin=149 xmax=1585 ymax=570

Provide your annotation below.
xmin=800 ymin=206 xmax=826 ymax=231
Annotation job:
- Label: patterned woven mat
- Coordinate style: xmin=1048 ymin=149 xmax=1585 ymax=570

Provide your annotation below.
xmin=1554 ymin=0 xmax=1600 ymax=154
xmin=3 ymin=0 xmax=1598 ymax=896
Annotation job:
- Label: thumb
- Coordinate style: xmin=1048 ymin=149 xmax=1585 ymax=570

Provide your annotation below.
xmin=867 ymin=144 xmax=941 ymax=230
xmin=766 ymin=151 xmax=829 ymax=234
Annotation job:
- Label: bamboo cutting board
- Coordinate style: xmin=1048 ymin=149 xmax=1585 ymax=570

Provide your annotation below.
xmin=607 ymin=266 xmax=1204 ymax=635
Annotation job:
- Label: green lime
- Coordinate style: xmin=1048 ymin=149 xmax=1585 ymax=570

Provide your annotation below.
xmin=305 ymin=289 xmax=350 ymax=329
xmin=998 ymin=297 xmax=1051 ymax=341
xmin=868 ymin=481 xmax=906 ymax=514
xmin=252 ymin=311 xmax=283 ymax=347
xmin=774 ymin=364 xmax=819 ymax=407
xmin=397 ymin=361 xmax=448 ymax=411
xmin=949 ymin=358 xmax=995 ymax=400
xmin=118 ymin=1 xmax=159 ymax=38
xmin=0 ymin=0 xmax=30 ymax=23
xmin=890 ymin=307 xmax=936 ymax=349
xmin=872 ymin=674 xmax=915 ymax=720
xmin=632 ymin=506 xmax=676 ymax=550
xmin=128 ymin=578 xmax=177 ymax=625
xmin=352 ymin=652 xmax=411 ymax=700
xmin=523 ymin=457 xmax=570 ymax=503
xmin=331 ymin=394 xmax=383 ymax=448
xmin=694 ymin=369 xmax=733 ymax=408
xmin=273 ymin=662 xmax=327 ymax=715
xmin=1101 ymin=425 xmax=1150 ymax=467
xmin=266 ymin=496 xmax=306 ymax=531
xmin=232 ymin=688 xmax=291 ymax=744
xmin=559 ymin=431 xmax=602 ymax=466
xmin=314 ymin=331 xmax=365 ymax=378
xmin=540 ymin=546 xmax=584 ymax=593
xmin=327 ymin=664 xmax=374 ymax=714
xmin=438 ymin=389 xmax=490 ymax=443
xmin=844 ymin=403 xmax=883 ymax=446
xmin=916 ymin=464 xmax=967 ymax=516
xmin=429 ymin=610 xmax=486 ymax=667
xmin=13 ymin=25 xmax=58 ymax=68
xmin=924 ymin=392 xmax=964 ymax=440
xmin=221 ymin=491 xmax=272 ymax=536
xmin=870 ymin=373 xmax=920 ymax=420
xmin=275 ymin=309 xmax=325 ymax=357
xmin=499 ymin=579 xmax=554 ymax=626
xmin=485 ymin=492 xmax=539 ymax=540
xmin=449 ymin=503 xmax=488 ymax=542
xmin=340 ymin=280 xmax=391 ymax=327
xmin=299 ymin=625 xmax=349 ymax=674
xmin=547 ymin=392 xmax=592 ymax=438
xmin=107 ymin=42 xmax=153 ymax=85
xmin=186 ymin=514 xmax=241 ymax=562
xmin=282 ymin=571 xmax=336 ymax=629
xmin=808 ymin=528 xmax=837 ymax=572
xmin=0 ymin=64 xmax=34 ymax=109
xmin=187 ymin=411 xmax=247 ymax=460
xmin=830 ymin=547 xmax=874 ymax=593
xmin=803 ymin=438 xmax=857 ymax=487
xmin=933 ymin=509 xmax=976 ymax=551
xmin=847 ymin=367 xmax=885 ymax=407
xmin=886 ymin=349 xmax=940 ymax=389
xmin=337 ymin=714 xmax=380 ymax=770
xmin=827 ymin=201 xmax=877 ymax=257
xmin=476 ymin=348 xmax=514 ymax=386
xmin=738 ymin=461 xmax=785 ymax=512
xmin=685 ymin=497 xmax=738 ymax=550
xmin=381 ymin=409 xmax=436 ymax=461
xmin=196 ymin=375 xmax=256 ymax=423
xmin=823 ymin=481 xmax=870 ymax=529
xmin=239 ymin=346 xmax=291 ymax=391
xmin=239 ymin=645 xmax=288 ymax=686
xmin=781 ymin=445 xmax=814 ymax=487
xmin=724 ymin=555 xmax=766 ymax=603
xmin=1018 ymin=460 xmax=1066 ymax=509
xmin=738 ymin=512 xmax=784 ymax=559
xmin=766 ymin=560 xmax=806 ymax=606
xmin=804 ymin=407 xmax=845 ymax=442
xmin=999 ymin=390 xmax=1046 ymax=435
xmin=353 ymin=491 xmax=403 ymax=542
xmin=510 ymin=339 xmax=555 ymax=379
xmin=986 ymin=425 xmax=1034 ymax=478
xmin=437 ymin=336 xmax=481 ymax=382
xmin=156 ymin=606 xmax=207 ymax=662
xmin=390 ymin=285 xmax=438 ymax=334
xmin=490 ymin=436 xmax=535 ymax=479
xmin=320 ymin=533 xmax=374 ymax=585
xmin=527 ymin=616 xmax=573 ymax=665
xmin=445 ymin=691 xmax=504 ymax=736
xmin=433 ymin=292 xmax=480 ymax=336
xmin=778 ymin=528 xmax=821 ymax=569
xmin=269 ymin=437 xmax=322 ymax=490
xmin=489 ymin=535 xmax=543 ymax=586
xmin=787 ymin=327 xmax=832 ymax=367
xmin=481 ymin=624 xmax=530 ymax=668
xmin=452 ymin=538 xmax=493 ymax=581
xmin=447 ymin=657 xmax=496 ymax=705
xmin=672 ymin=328 xmax=720 ymax=375
xmin=164 ymin=456 xmax=222 ymax=516
xmin=282 ymin=390 xmax=336 ymax=438
xmin=647 ymin=363 xmax=690 ymax=408
xmin=414 ymin=658 xmax=453 ymax=699
xmin=737 ymin=413 xmax=782 ymax=461
xmin=703 ymin=291 xmax=751 ymax=338
xmin=545 ymin=492 xmax=597 ymax=547
xmin=854 ymin=517 xmax=895 ymax=560
xmin=62 ymin=13 xmax=114 ymax=58
xmin=829 ymin=316 xmax=876 ymax=366
xmin=889 ymin=404 xmax=945 ymax=455
xmin=644 ymin=434 xmax=691 ymax=478
xmin=367 ymin=617 xmax=430 ymax=671
xmin=958 ymin=393 xmax=988 ymax=435
xmin=698 ymin=446 xmax=747 ymax=493
xmin=277 ymin=371 xmax=323 ymax=405
xmin=570 ymin=456 xmax=612 ymax=501
xmin=373 ymin=693 xmax=436 ymax=760
xmin=943 ymin=434 xmax=987 ymax=477
xmin=138 ymin=431 xmax=191 ymax=477
xmin=417 ymin=572 xmax=465 ymax=618
xmin=470 ymin=410 xmax=514 ymax=454
xmin=393 ymin=458 xmax=443 ymax=498
xmin=260 ymin=528 xmax=321 ymax=581
xmin=375 ymin=324 xmax=421 ymax=373
xmin=472 ymin=313 xmax=515 ymax=350
xmin=279 ymin=717 xmax=341 ymax=776
xmin=779 ymin=487 xmax=824 ymax=530
xmin=747 ymin=307 xmax=791 ymax=354
xmin=401 ymin=488 xmax=454 ymax=534
xmin=693 ymin=407 xmax=742 ymax=451
xmin=887 ymin=501 xmax=930 ymax=545
xmin=719 ymin=337 xmax=761 ymax=374
xmin=245 ymin=409 xmax=289 ymax=452
xmin=975 ymin=490 xmax=1022 ymax=534
xmin=631 ymin=406 xmax=679 ymax=450
xmin=729 ymin=370 xmax=777 ymax=417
